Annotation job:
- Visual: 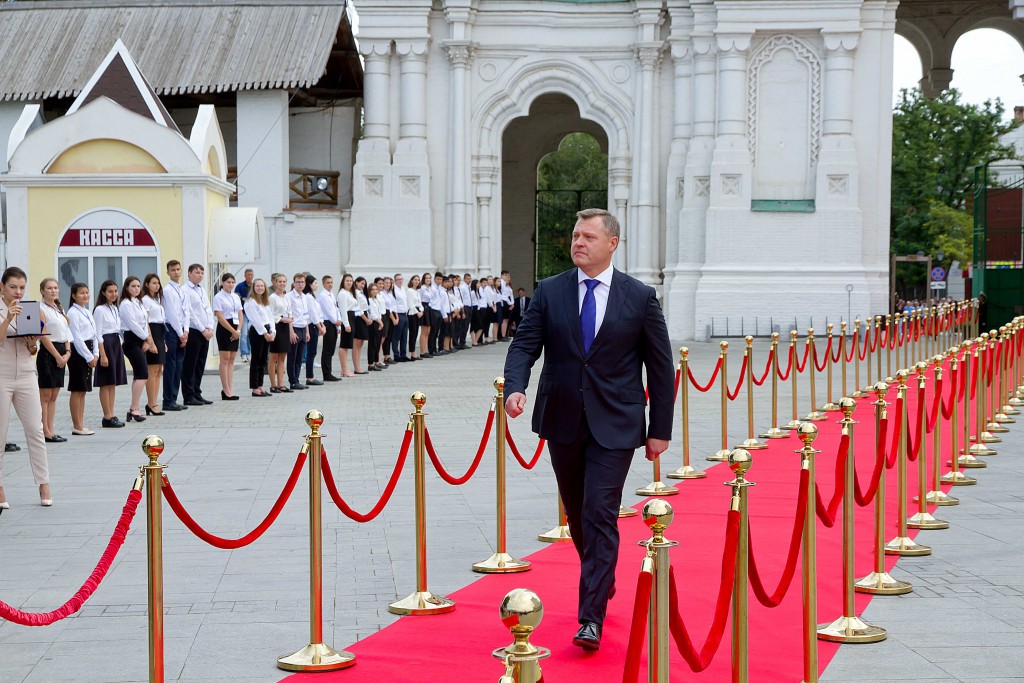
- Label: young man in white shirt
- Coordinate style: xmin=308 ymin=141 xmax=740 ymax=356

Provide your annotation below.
xmin=391 ymin=273 xmax=410 ymax=361
xmin=317 ymin=275 xmax=342 ymax=381
xmin=182 ymin=264 xmax=215 ymax=406
xmin=161 ymin=260 xmax=190 ymax=411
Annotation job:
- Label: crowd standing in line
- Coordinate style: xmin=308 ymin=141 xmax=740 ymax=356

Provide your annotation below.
xmin=0 ymin=261 xmax=528 ymax=508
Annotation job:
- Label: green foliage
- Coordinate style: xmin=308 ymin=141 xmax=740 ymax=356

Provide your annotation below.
xmin=922 ymin=201 xmax=973 ymax=266
xmin=537 ymin=133 xmax=607 ymax=192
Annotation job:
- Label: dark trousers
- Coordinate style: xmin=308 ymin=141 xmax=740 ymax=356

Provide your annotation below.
xmin=427 ymin=309 xmax=442 ymax=354
xmin=457 ymin=313 xmax=469 ymax=348
xmin=162 ymin=323 xmax=185 ymax=408
xmin=546 ymin=412 xmax=634 ymax=625
xmin=287 ymin=326 xmax=308 ymax=385
xmin=367 ymin=322 xmax=382 ymax=365
xmin=320 ymin=324 xmax=338 ymax=378
xmin=181 ymin=329 xmax=209 ymax=402
xmin=248 ymin=329 xmax=269 ymax=389
xmin=391 ymin=313 xmax=409 ymax=358
xmin=408 ymin=315 xmax=420 ymax=353
xmin=304 ymin=325 xmax=320 ymax=379
xmin=382 ymin=315 xmax=395 ymax=358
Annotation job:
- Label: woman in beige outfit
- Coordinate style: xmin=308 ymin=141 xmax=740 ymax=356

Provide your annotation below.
xmin=0 ymin=266 xmax=51 ymax=509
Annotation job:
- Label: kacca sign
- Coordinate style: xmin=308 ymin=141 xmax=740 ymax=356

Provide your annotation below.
xmin=59 ymin=227 xmax=155 ymax=248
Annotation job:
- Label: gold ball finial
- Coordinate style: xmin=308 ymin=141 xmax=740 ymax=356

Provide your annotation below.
xmin=772 ymin=331 xmax=779 ymax=341
xmin=914 ymin=361 xmax=928 ymax=375
xmin=141 ymin=435 xmax=164 ymax=464
xmin=808 ymin=327 xmax=815 ymax=336
xmin=797 ymin=422 xmax=818 ymax=445
xmin=494 ymin=377 xmax=505 ymax=392
xmin=745 ymin=335 xmax=753 ymax=346
xmin=680 ymin=346 xmax=689 ymax=359
xmin=790 ymin=330 xmax=798 ymax=340
xmin=827 ymin=323 xmax=834 ymax=333
xmin=410 ymin=391 xmax=427 ymax=409
xmin=642 ymin=499 xmax=674 ymax=537
xmin=720 ymin=340 xmax=729 ymax=351
xmin=729 ymin=448 xmax=752 ymax=476
xmin=839 ymin=396 xmax=857 ymax=415
xmin=499 ymin=588 xmax=544 ymax=631
xmin=872 ymin=381 xmax=889 ymax=395
xmin=931 ymin=355 xmax=943 ymax=366
xmin=305 ymin=409 xmax=324 ymax=431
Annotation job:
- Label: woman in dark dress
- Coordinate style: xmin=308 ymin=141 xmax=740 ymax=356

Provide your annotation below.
xmin=93 ymin=280 xmax=127 ymax=428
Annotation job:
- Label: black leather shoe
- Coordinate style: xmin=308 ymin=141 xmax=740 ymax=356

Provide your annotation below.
xmin=161 ymin=404 xmax=181 ymax=412
xmin=573 ymin=621 xmax=601 ymax=650
xmin=185 ymin=399 xmax=206 ymax=407
xmin=5 ymin=442 xmax=20 ymax=452
xmin=199 ymin=397 xmax=214 ymax=405
xmin=306 ymin=379 xmax=324 ymax=386
xmin=323 ymin=376 xmax=342 ymax=382
xmin=101 ymin=417 xmax=125 ymax=429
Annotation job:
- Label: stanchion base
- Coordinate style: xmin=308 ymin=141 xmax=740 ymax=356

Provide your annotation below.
xmin=618 ymin=505 xmax=638 ymax=518
xmin=956 ymin=454 xmax=988 ymax=468
xmin=388 ymin=590 xmax=456 ymax=616
xmin=993 ymin=414 xmax=1015 ymax=425
xmin=707 ymin=449 xmax=731 ymax=462
xmin=854 ymin=571 xmax=913 ymax=595
xmin=635 ymin=480 xmax=679 ymax=496
xmin=666 ymin=465 xmax=707 ymax=480
xmin=1002 ymin=404 xmax=1021 ymax=415
xmin=821 ymin=401 xmax=841 ymax=412
xmin=1008 ymin=396 xmax=1024 ymax=406
xmin=980 ymin=430 xmax=1003 ymax=442
xmin=803 ymin=411 xmax=828 ymax=422
xmin=277 ymin=642 xmax=356 ymax=672
xmin=473 ymin=552 xmax=531 ymax=574
xmin=921 ymin=490 xmax=959 ymax=505
xmin=816 ymin=615 xmax=887 ymax=643
xmin=736 ymin=438 xmax=768 ymax=450
xmin=907 ymin=512 xmax=949 ymax=530
xmin=969 ymin=443 xmax=998 ymax=456
xmin=941 ymin=470 xmax=977 ymax=485
xmin=537 ymin=525 xmax=572 ymax=543
xmin=884 ymin=536 xmax=932 ymax=556
xmin=852 ymin=389 xmax=869 ymax=398
xmin=781 ymin=420 xmax=803 ymax=431
xmin=758 ymin=427 xmax=790 ymax=439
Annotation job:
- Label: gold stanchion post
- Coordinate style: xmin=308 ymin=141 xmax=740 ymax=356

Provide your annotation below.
xmin=492 ymin=589 xmax=550 ymax=683
xmin=998 ymin=327 xmax=1019 ymax=417
xmin=960 ymin=339 xmax=990 ymax=466
xmin=941 ymin=346 xmax=975 ymax=485
xmin=708 ymin=341 xmax=732 ymax=461
xmin=925 ymin=353 xmax=961 ymax=502
xmin=907 ymin=363 xmax=948 ymax=530
xmin=796 ymin=424 xmax=820 ymax=683
xmin=279 ymin=411 xmax=355 ymax=671
xmin=141 ymin=436 xmax=165 ymax=683
xmin=618 ymin=504 xmax=639 ymax=518
xmin=537 ymin=494 xmax=572 ymax=543
xmin=885 ymin=314 xmax=893 ymax=381
xmin=669 ymin=347 xmax=707 ymax=479
xmin=760 ymin=333 xmax=788 ymax=439
xmin=727 ymin=449 xmax=753 ymax=683
xmin=738 ymin=336 xmax=767 ymax=450
xmin=805 ymin=329 xmax=826 ymax=421
xmin=975 ymin=335 xmax=1001 ymax=449
xmin=641 ymin=499 xmax=678 ymax=683
xmin=821 ymin=324 xmax=840 ymax=412
xmin=884 ymin=371 xmax=932 ymax=556
xmin=782 ymin=331 xmax=802 ymax=431
xmin=389 ymin=394 xmax=456 ymax=615
xmin=865 ymin=318 xmax=875 ymax=392
xmin=475 ymin=379 xmax=531 ymax=573
xmin=851 ymin=320 xmax=866 ymax=398
xmin=990 ymin=329 xmax=1013 ymax=428
xmin=818 ymin=398 xmax=887 ymax=643
xmin=1010 ymin=320 xmax=1024 ymax=405
xmin=854 ymin=383 xmax=913 ymax=595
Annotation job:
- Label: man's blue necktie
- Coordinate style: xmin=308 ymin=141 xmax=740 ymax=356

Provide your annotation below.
xmin=580 ymin=279 xmax=599 ymax=355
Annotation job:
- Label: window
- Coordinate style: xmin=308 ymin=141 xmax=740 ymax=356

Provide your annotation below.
xmin=55 ymin=208 xmax=160 ymax=296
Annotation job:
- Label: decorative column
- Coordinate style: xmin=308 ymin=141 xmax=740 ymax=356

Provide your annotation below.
xmin=358 ymin=41 xmax=393 ymax=160
xmin=709 ymin=33 xmax=752 ymax=206
xmin=396 ymin=41 xmax=429 ymax=155
xmin=630 ymin=42 xmax=664 ymax=285
xmin=610 ymin=158 xmax=631 ymax=271
xmin=444 ymin=40 xmax=475 ymax=273
xmin=474 ymin=160 xmax=498 ymax=273
xmin=817 ymin=32 xmax=860 ymax=207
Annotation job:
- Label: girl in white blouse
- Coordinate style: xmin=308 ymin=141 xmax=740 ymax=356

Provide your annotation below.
xmin=119 ymin=276 xmax=155 ymax=424
xmin=243 ymin=278 xmax=274 ymax=397
xmin=67 ymin=283 xmax=99 ymax=435
xmin=94 ymin=281 xmax=127 ymax=429
xmin=37 ymin=278 xmax=72 ymax=443
xmin=268 ymin=273 xmax=294 ymax=392
xmin=418 ymin=272 xmax=433 ymax=358
xmin=142 ymin=274 xmax=166 ymax=416
xmin=213 ymin=272 xmax=244 ymax=400
xmin=352 ymin=277 xmax=371 ymax=374
xmin=365 ymin=281 xmax=385 ymax=371
xmin=336 ymin=274 xmax=357 ymax=377
xmin=406 ymin=274 xmax=424 ymax=360
xmin=302 ymin=275 xmax=326 ymax=386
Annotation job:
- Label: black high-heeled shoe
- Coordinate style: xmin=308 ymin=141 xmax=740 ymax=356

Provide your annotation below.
xmin=221 ymin=391 xmax=240 ymax=401
xmin=145 ymin=405 xmax=165 ymax=416
xmin=127 ymin=411 xmax=147 ymax=423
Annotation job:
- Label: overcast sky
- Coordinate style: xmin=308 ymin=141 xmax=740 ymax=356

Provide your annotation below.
xmin=894 ymin=28 xmax=1024 ymax=117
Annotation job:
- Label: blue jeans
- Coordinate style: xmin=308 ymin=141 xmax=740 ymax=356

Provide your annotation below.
xmin=162 ymin=323 xmax=185 ymax=408
xmin=391 ymin=313 xmax=409 ymax=358
xmin=239 ymin=325 xmax=251 ymax=357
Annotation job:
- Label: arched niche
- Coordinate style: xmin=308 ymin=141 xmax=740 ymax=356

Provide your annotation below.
xmin=47 ymin=139 xmax=167 ymax=174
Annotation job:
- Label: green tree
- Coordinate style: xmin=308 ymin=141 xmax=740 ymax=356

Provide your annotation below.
xmin=537 ymin=132 xmax=607 ymax=191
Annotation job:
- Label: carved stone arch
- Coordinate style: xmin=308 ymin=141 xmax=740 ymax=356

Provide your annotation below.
xmin=954 ymin=16 xmax=1024 ymax=58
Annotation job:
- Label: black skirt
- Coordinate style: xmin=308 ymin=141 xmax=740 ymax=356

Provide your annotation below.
xmin=339 ymin=313 xmax=354 ymax=349
xmin=146 ymin=323 xmax=166 ymax=366
xmin=37 ymin=342 xmax=68 ymax=389
xmin=94 ymin=333 xmax=128 ymax=387
xmin=68 ymin=341 xmax=93 ymax=393
xmin=351 ymin=312 xmax=368 ymax=341
xmin=216 ymin=324 xmax=240 ymax=352
xmin=419 ymin=307 xmax=432 ymax=327
xmin=270 ymin=321 xmax=290 ymax=354
xmin=122 ymin=331 xmax=149 ymax=380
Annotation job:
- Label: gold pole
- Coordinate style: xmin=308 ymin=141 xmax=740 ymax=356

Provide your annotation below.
xmin=876 ymin=316 xmax=884 ymax=382
xmin=904 ymin=313 xmax=911 ymax=370
xmin=708 ymin=341 xmax=731 ymax=461
xmin=491 ymin=589 xmax=551 ymax=683
xmin=865 ymin=318 xmax=875 ymax=391
xmin=998 ymin=327 xmax=1019 ymax=416
xmin=907 ymin=363 xmax=949 ymax=529
xmin=475 ymin=379 xmax=531 ymax=573
xmin=851 ymin=320 xmax=867 ymax=398
xmin=805 ymin=329 xmax=826 ymax=421
xmin=782 ymin=331 xmax=802 ymax=431
xmin=389 ymin=394 xmax=456 ymax=615
xmin=818 ymin=398 xmax=887 ymax=643
xmin=884 ymin=371 xmax=932 ymax=556
xmin=537 ymin=494 xmax=572 ymax=542
xmin=1011 ymin=320 xmax=1024 ymax=403
xmin=727 ymin=449 xmax=754 ymax=683
xmin=885 ymin=314 xmax=893 ymax=381
xmin=926 ymin=352 xmax=963 ymax=500
xmin=619 ymin=504 xmax=639 ymax=518
xmin=942 ymin=347 xmax=975 ymax=485
xmin=797 ymin=424 xmax=820 ymax=683
xmin=839 ymin=322 xmax=848 ymax=400
xmin=819 ymin=325 xmax=835 ymax=411
xmin=760 ymin=333 xmax=788 ymax=439
xmin=279 ymin=412 xmax=355 ymax=671
xmin=642 ymin=499 xmax=678 ymax=683
xmin=738 ymin=336 xmax=767 ymax=450
xmin=991 ymin=329 xmax=1014 ymax=427
xmin=141 ymin=436 xmax=165 ymax=683
xmin=855 ymin=383 xmax=912 ymax=595
xmin=962 ymin=339 xmax=992 ymax=464
xmin=977 ymin=334 xmax=1002 ymax=446
xmin=668 ymin=347 xmax=707 ymax=479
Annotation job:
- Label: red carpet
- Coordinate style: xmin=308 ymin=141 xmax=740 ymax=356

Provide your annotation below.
xmin=284 ymin=365 xmax=961 ymax=682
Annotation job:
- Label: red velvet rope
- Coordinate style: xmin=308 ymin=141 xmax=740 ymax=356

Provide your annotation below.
xmin=752 ymin=349 xmax=774 ymax=387
xmin=688 ymin=355 xmax=724 ymax=393
xmin=506 ymin=428 xmax=545 ymax=470
xmin=886 ymin=397 xmax=904 ymax=469
xmin=322 ymin=432 xmax=412 ymax=523
xmin=795 ymin=343 xmax=811 ymax=373
xmin=814 ymin=433 xmax=850 ymax=528
xmin=424 ymin=417 xmax=492 ymax=485
xmin=0 ymin=489 xmax=141 ymax=626
xmin=813 ymin=339 xmax=830 ymax=372
xmin=846 ymin=331 xmax=857 ymax=364
xmin=906 ymin=387 xmax=926 ymax=463
xmin=854 ymin=417 xmax=889 ymax=506
xmin=727 ymin=354 xmax=749 ymax=401
xmin=927 ymin=375 xmax=945 ymax=433
xmin=620 ymin=565 xmax=655 ymax=683
xmin=970 ymin=353 xmax=979 ymax=400
xmin=831 ymin=335 xmax=843 ymax=364
xmin=748 ymin=468 xmax=809 ymax=607
xmin=667 ymin=510 xmax=741 ymax=673
xmin=162 ymin=451 xmax=306 ymax=549
xmin=868 ymin=325 xmax=879 ymax=354
xmin=777 ymin=345 xmax=794 ymax=381
xmin=674 ymin=368 xmax=681 ymax=402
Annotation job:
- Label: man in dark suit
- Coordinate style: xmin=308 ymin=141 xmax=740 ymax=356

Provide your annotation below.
xmin=503 ymin=208 xmax=674 ymax=650
xmin=511 ymin=288 xmax=530 ymax=335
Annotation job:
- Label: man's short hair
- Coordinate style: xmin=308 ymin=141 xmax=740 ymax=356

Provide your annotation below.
xmin=244 ymin=268 xmax=254 ymax=275
xmin=576 ymin=208 xmax=620 ymax=239
xmin=517 ymin=287 xmax=525 ymax=294
xmin=188 ymin=263 xmax=204 ymax=273
xmin=166 ymin=259 xmax=181 ymax=270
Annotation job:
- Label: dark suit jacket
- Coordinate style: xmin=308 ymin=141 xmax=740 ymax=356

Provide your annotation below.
xmin=503 ymin=268 xmax=674 ymax=450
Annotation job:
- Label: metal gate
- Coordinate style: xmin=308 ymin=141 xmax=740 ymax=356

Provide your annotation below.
xmin=534 ymin=190 xmax=607 ymax=283
xmin=973 ymin=162 xmax=1024 ymax=325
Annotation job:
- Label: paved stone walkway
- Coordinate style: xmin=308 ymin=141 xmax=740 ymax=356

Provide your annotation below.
xmin=0 ymin=337 xmax=1019 ymax=681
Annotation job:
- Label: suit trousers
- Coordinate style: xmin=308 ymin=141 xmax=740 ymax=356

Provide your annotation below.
xmin=546 ymin=411 xmax=634 ymax=625
xmin=391 ymin=313 xmax=408 ymax=358
xmin=162 ymin=324 xmax=185 ymax=408
xmin=320 ymin=324 xmax=337 ymax=378
xmin=0 ymin=366 xmax=48 ymax=487
xmin=304 ymin=325 xmax=320 ymax=379
xmin=427 ymin=309 xmax=442 ymax=354
xmin=287 ymin=327 xmax=308 ymax=385
xmin=248 ymin=329 xmax=269 ymax=390
xmin=181 ymin=329 xmax=209 ymax=402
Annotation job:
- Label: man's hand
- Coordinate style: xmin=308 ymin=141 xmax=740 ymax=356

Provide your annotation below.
xmin=645 ymin=438 xmax=669 ymax=462
xmin=203 ymin=328 xmax=213 ymax=341
xmin=505 ymin=392 xmax=527 ymax=418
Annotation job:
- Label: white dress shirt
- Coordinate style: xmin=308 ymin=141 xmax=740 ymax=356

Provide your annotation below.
xmin=94 ymin=304 xmax=122 ymax=338
xmin=185 ymin=281 xmax=214 ymax=332
xmin=244 ymin=299 xmax=274 ymax=335
xmin=317 ymin=290 xmax=340 ymax=326
xmin=119 ymin=298 xmax=150 ymax=340
xmin=355 ymin=291 xmax=369 ymax=317
xmin=287 ymin=290 xmax=309 ymax=327
xmin=393 ymin=286 xmax=409 ymax=314
xmin=381 ymin=289 xmax=397 ymax=313
xmin=336 ymin=290 xmax=355 ymax=328
xmin=419 ymin=285 xmax=432 ymax=306
xmin=68 ymin=304 xmax=99 ymax=362
xmin=213 ymin=290 xmax=243 ymax=325
xmin=305 ymin=292 xmax=324 ymax=325
xmin=41 ymin=303 xmax=73 ymax=344
xmin=406 ymin=287 xmax=422 ymax=314
xmin=367 ymin=296 xmax=383 ymax=322
xmin=269 ymin=292 xmax=291 ymax=324
xmin=143 ymin=295 xmax=165 ymax=325
xmin=428 ymin=283 xmax=446 ymax=312
xmin=162 ymin=280 xmax=189 ymax=336
xmin=577 ymin=264 xmax=614 ymax=337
